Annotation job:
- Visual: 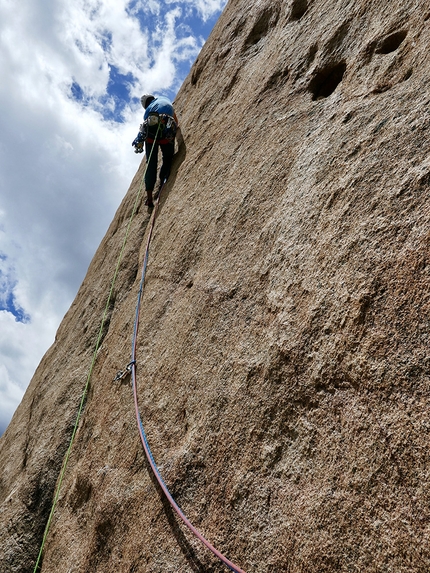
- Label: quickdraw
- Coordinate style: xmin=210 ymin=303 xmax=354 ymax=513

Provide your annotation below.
xmin=113 ymin=360 xmax=136 ymax=382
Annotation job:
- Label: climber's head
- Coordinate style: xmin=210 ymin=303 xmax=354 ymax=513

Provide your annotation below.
xmin=141 ymin=94 xmax=155 ymax=109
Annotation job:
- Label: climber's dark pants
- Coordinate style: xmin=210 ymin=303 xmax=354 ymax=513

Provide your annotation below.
xmin=145 ymin=140 xmax=175 ymax=191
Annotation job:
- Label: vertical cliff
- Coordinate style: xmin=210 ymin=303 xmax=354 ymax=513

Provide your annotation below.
xmin=1 ymin=0 xmax=430 ymax=571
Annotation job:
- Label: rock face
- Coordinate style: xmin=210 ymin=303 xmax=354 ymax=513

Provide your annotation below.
xmin=1 ymin=0 xmax=430 ymax=571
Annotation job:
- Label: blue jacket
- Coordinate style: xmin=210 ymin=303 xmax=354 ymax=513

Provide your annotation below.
xmin=144 ymin=96 xmax=174 ymax=120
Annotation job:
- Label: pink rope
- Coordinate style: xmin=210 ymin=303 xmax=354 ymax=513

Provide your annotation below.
xmin=130 ymin=184 xmax=247 ymax=573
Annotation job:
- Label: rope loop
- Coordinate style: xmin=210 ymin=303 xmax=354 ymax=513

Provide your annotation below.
xmin=130 ymin=182 xmax=247 ymax=573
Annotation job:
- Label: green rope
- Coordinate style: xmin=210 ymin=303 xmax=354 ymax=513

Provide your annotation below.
xmin=33 ymin=128 xmax=160 ymax=572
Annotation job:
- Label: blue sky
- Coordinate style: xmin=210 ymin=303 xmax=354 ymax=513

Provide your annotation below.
xmin=0 ymin=0 xmax=227 ymax=436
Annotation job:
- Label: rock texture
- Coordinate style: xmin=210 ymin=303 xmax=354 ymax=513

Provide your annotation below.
xmin=1 ymin=0 xmax=430 ymax=571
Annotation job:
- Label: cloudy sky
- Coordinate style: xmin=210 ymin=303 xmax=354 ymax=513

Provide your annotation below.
xmin=0 ymin=0 xmax=227 ymax=435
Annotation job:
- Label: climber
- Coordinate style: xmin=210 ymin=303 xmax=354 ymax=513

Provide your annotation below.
xmin=132 ymin=94 xmax=178 ymax=211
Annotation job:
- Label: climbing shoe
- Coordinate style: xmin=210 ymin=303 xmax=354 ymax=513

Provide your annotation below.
xmin=145 ymin=198 xmax=154 ymax=212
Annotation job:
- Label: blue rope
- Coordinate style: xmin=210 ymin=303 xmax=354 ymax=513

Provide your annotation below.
xmin=129 ymin=184 xmax=246 ymax=573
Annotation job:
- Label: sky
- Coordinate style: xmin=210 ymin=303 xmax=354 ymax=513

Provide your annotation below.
xmin=0 ymin=0 xmax=227 ymax=436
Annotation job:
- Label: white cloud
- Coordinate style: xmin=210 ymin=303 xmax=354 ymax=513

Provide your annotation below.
xmin=0 ymin=0 xmax=226 ymax=435
xmin=165 ymin=0 xmax=228 ymax=22
xmin=0 ymin=360 xmax=24 ymax=435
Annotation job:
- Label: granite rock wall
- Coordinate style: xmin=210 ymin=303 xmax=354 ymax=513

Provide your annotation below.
xmin=1 ymin=1 xmax=429 ymax=571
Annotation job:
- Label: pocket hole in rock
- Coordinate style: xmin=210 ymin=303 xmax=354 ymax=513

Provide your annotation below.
xmin=307 ymin=43 xmax=318 ymax=66
xmin=375 ymin=30 xmax=408 ymax=54
xmin=245 ymin=7 xmax=277 ymax=48
xmin=262 ymin=67 xmax=290 ymax=92
xmin=309 ymin=61 xmax=346 ymax=100
xmin=191 ymin=57 xmax=205 ymax=86
xmin=290 ymin=0 xmax=308 ymax=21
xmin=402 ymin=68 xmax=413 ymax=82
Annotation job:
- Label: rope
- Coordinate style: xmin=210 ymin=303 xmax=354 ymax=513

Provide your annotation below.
xmin=33 ymin=129 xmax=161 ymax=573
xmin=130 ymin=184 xmax=247 ymax=573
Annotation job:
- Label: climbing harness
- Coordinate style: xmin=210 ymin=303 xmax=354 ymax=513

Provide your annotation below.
xmin=33 ymin=129 xmax=161 ymax=573
xmin=129 ymin=185 xmax=247 ymax=573
xmin=133 ymin=112 xmax=178 ymax=152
